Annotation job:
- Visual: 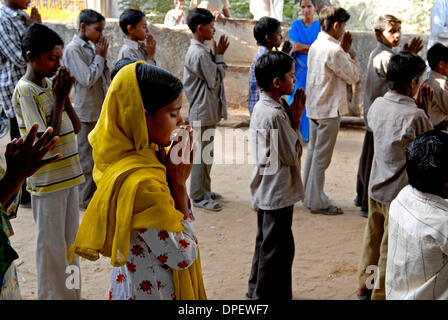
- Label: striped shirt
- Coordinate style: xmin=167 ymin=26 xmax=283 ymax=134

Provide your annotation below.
xmin=248 ymin=46 xmax=269 ymax=114
xmin=12 ymin=78 xmax=84 ymax=195
xmin=386 ymin=185 xmax=448 ymax=300
xmin=0 ymin=5 xmax=28 ymax=118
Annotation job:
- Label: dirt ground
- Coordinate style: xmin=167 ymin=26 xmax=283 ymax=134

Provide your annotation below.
xmin=1 ymin=126 xmax=367 ymax=300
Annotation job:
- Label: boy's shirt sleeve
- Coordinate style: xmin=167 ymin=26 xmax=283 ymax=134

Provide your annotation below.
xmin=63 ymin=45 xmax=105 ymax=88
xmin=0 ymin=18 xmax=27 ymax=68
xmin=196 ymin=52 xmax=227 ymax=90
xmin=326 ymin=48 xmax=360 ymax=85
xmin=373 ymin=52 xmax=391 ymax=80
xmin=272 ymin=112 xmax=302 ymax=166
xmin=13 ymin=84 xmax=47 ymax=133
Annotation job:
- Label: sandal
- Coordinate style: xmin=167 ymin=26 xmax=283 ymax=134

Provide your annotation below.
xmin=356 ymin=288 xmax=372 ymax=300
xmin=309 ymin=205 xmax=344 ymax=215
xmin=210 ymin=191 xmax=222 ymax=200
xmin=193 ymin=199 xmax=223 ymax=212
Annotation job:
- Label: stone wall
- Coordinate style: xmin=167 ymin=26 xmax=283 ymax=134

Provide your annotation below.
xmin=47 ymin=18 xmax=429 ymax=116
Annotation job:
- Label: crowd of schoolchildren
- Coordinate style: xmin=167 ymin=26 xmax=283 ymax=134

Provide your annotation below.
xmin=0 ymin=0 xmax=447 ymax=301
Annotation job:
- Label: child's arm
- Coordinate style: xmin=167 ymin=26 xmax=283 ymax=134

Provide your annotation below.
xmin=50 ymin=67 xmax=74 ymax=138
xmin=64 ymin=99 xmax=81 ymax=135
xmin=326 ymin=33 xmax=360 ymax=85
xmin=0 ymin=19 xmax=27 ymax=68
xmin=195 ymin=35 xmax=229 ymax=90
xmin=62 ymin=40 xmax=107 ymax=88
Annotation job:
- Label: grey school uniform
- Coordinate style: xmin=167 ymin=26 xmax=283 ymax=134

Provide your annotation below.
xmin=247 ymin=92 xmax=303 ymax=300
xmin=183 ymin=39 xmax=227 ymax=202
xmin=62 ymin=34 xmax=111 ymax=209
xmin=424 ymin=70 xmax=448 ymax=130
xmin=117 ymin=38 xmax=156 ymax=65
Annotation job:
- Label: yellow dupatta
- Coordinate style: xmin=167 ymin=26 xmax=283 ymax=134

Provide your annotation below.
xmin=67 ymin=62 xmax=206 ymax=300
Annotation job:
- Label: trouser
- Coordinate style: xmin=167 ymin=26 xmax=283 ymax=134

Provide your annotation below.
xmin=32 ymin=187 xmax=81 ymax=300
xmin=77 ymin=122 xmax=97 ymax=209
xmin=303 ymin=117 xmax=340 ymax=209
xmin=9 ymin=116 xmax=31 ymax=205
xmin=247 ymin=205 xmax=295 ymax=300
xmin=355 ymin=130 xmax=374 ymax=212
xmin=357 ymin=197 xmax=389 ymax=300
xmin=190 ymin=125 xmax=215 ymax=202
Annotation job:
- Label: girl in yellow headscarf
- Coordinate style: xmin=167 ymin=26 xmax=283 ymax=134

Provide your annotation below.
xmin=67 ymin=61 xmax=206 ymax=300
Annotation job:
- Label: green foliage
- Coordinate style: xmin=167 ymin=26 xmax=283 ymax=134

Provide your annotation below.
xmin=118 ymin=0 xmax=433 ymax=33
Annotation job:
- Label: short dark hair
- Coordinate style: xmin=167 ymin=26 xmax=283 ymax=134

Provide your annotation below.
xmin=22 ymin=23 xmax=64 ymax=62
xmin=386 ymin=51 xmax=426 ymax=92
xmin=406 ymin=130 xmax=448 ymax=196
xmin=255 ymin=51 xmax=294 ymax=92
xmin=136 ymin=63 xmax=183 ymax=115
xmin=112 ymin=57 xmax=140 ymax=80
xmin=186 ymin=8 xmax=214 ymax=33
xmin=119 ymin=9 xmax=146 ymax=35
xmin=78 ymin=9 xmax=105 ymax=28
xmin=300 ymin=0 xmax=317 ymax=6
xmin=319 ymin=6 xmax=350 ymax=32
xmin=253 ymin=17 xmax=281 ymax=47
xmin=374 ymin=14 xmax=401 ymax=33
xmin=427 ymin=42 xmax=448 ymax=71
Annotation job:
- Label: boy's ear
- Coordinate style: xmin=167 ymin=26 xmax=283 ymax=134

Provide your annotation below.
xmin=127 ymin=24 xmax=134 ymax=34
xmin=272 ymin=77 xmax=281 ymax=89
xmin=80 ymin=22 xmax=86 ymax=32
xmin=26 ymin=51 xmax=33 ymax=62
xmin=374 ymin=31 xmax=383 ymax=41
xmin=332 ymin=21 xmax=340 ymax=31
xmin=195 ymin=24 xmax=202 ymax=34
xmin=437 ymin=60 xmax=445 ymax=71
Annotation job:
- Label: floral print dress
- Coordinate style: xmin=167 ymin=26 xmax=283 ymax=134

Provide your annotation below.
xmin=109 ymin=213 xmax=199 ymax=300
xmin=0 ymin=166 xmax=21 ymax=300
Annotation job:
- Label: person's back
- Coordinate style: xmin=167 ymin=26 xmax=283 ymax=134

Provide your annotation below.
xmin=424 ymin=42 xmax=448 ymax=130
xmin=368 ymin=93 xmax=432 ymax=203
xmin=386 ymin=130 xmax=448 ymax=300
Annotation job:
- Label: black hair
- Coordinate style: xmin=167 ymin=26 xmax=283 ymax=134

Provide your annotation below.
xmin=300 ymin=0 xmax=317 ymax=6
xmin=111 ymin=57 xmax=140 ymax=80
xmin=427 ymin=42 xmax=448 ymax=71
xmin=319 ymin=6 xmax=350 ymax=32
xmin=253 ymin=17 xmax=281 ymax=47
xmin=78 ymin=9 xmax=105 ymax=28
xmin=22 ymin=23 xmax=64 ymax=62
xmin=136 ymin=63 xmax=183 ymax=115
xmin=186 ymin=8 xmax=214 ymax=33
xmin=255 ymin=51 xmax=294 ymax=92
xmin=406 ymin=130 xmax=448 ymax=196
xmin=119 ymin=8 xmax=146 ymax=35
xmin=386 ymin=51 xmax=426 ymax=92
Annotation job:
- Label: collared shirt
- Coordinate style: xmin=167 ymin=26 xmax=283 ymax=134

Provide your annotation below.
xmin=367 ymin=92 xmax=433 ymax=205
xmin=117 ymin=38 xmax=156 ymax=65
xmin=306 ymin=32 xmax=360 ymax=120
xmin=62 ymin=35 xmax=111 ymax=122
xmin=190 ymin=0 xmax=229 ymax=12
xmin=429 ymin=0 xmax=448 ymax=48
xmin=423 ymin=70 xmax=448 ymax=126
xmin=184 ymin=39 xmax=227 ymax=126
xmin=13 ymin=78 xmax=84 ymax=195
xmin=0 ymin=6 xmax=27 ymax=118
xmin=363 ymin=41 xmax=395 ymax=130
xmin=249 ymin=92 xmax=304 ymax=211
xmin=164 ymin=9 xmax=186 ymax=27
xmin=386 ymin=185 xmax=448 ymax=300
xmin=248 ymin=46 xmax=269 ymax=114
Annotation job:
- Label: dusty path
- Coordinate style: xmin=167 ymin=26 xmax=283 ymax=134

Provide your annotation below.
xmin=2 ymin=126 xmax=367 ymax=300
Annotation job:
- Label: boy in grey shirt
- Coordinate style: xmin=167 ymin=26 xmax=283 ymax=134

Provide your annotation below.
xmin=247 ymin=51 xmax=305 ymax=300
xmin=184 ymin=8 xmax=229 ymax=211
xmin=63 ymin=9 xmax=111 ymax=209
xmin=117 ymin=9 xmax=156 ymax=65
xmin=357 ymin=52 xmax=433 ymax=300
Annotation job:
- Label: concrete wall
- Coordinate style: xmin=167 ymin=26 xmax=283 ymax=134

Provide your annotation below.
xmin=47 ymin=18 xmax=429 ymax=115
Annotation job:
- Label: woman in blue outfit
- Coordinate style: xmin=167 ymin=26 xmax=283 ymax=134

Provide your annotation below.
xmin=287 ymin=0 xmax=320 ymax=143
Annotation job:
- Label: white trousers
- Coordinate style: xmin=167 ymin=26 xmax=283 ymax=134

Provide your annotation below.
xmin=32 ymin=187 xmax=81 ymax=300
